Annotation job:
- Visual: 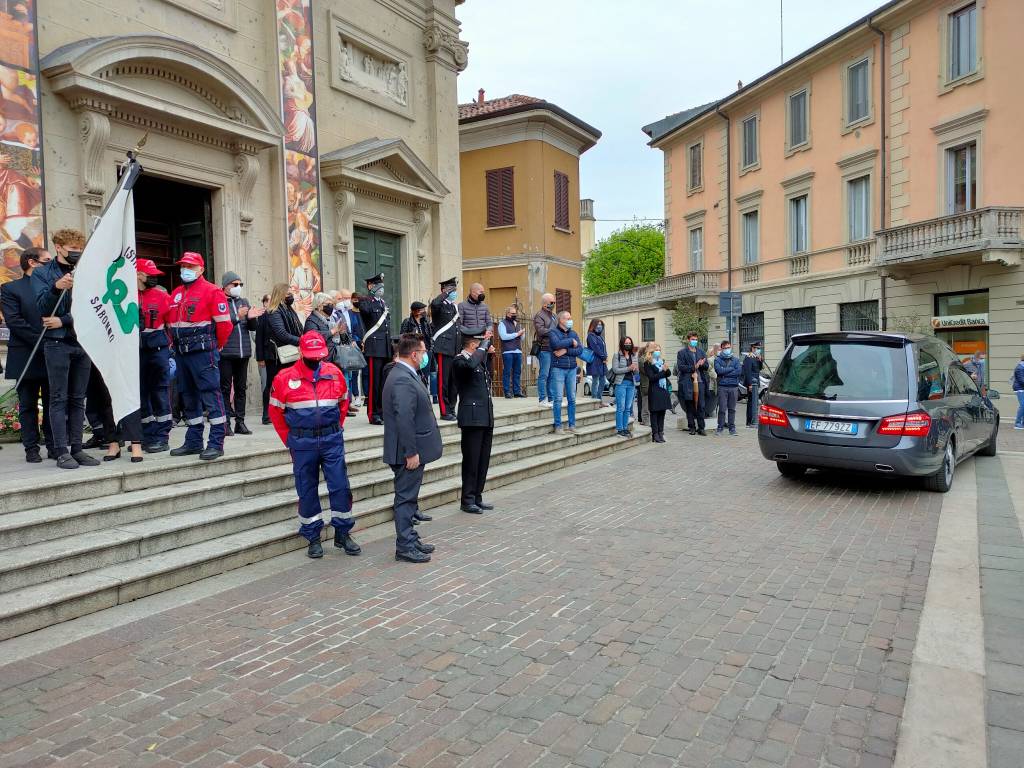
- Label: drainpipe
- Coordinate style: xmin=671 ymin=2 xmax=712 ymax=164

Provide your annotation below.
xmin=868 ymin=18 xmax=887 ymax=329
xmin=716 ymin=103 xmax=732 ymax=342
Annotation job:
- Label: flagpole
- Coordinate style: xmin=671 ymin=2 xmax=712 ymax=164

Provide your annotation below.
xmin=0 ymin=139 xmax=147 ymax=408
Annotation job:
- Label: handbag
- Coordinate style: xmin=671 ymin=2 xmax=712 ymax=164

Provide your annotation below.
xmin=579 ymin=347 xmax=596 ymax=364
xmin=336 ymin=344 xmax=367 ymax=371
xmin=529 ymin=338 xmax=541 ymax=357
xmin=275 ymin=343 xmax=299 ymax=365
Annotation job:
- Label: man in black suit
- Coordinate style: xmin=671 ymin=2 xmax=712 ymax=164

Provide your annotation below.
xmin=382 ymin=333 xmax=443 ymax=563
xmin=356 ymin=272 xmax=392 ymax=425
xmin=676 ymin=332 xmax=710 ymax=436
xmin=429 ymin=277 xmax=460 ymax=421
xmin=1 ymin=247 xmax=55 ymax=462
xmin=452 ymin=331 xmax=495 ymax=514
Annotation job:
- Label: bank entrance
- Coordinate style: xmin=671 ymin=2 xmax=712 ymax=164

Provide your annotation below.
xmin=134 ymin=175 xmax=214 ymax=291
xmin=354 ymin=226 xmax=402 ymax=334
xmin=933 ymin=289 xmax=989 ymax=384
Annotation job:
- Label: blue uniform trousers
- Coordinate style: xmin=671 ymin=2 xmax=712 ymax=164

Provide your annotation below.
xmin=177 ymin=348 xmax=227 ymax=450
xmin=140 ymin=346 xmax=173 ymax=445
xmin=292 ymin=434 xmax=354 ymax=542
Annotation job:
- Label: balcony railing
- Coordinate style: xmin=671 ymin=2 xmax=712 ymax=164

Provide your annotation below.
xmin=580 ymin=198 xmax=594 ymax=220
xmin=878 ymin=206 xmax=1023 ymax=266
xmin=789 ymin=254 xmax=810 ymax=276
xmin=583 ymin=271 xmax=720 ymax=315
xmin=742 ymin=264 xmax=759 ymax=284
xmin=846 ymin=240 xmax=875 ymax=266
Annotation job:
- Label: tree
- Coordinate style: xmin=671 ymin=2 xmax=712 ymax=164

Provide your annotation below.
xmin=583 ymin=224 xmax=665 ymax=296
xmin=670 ymin=300 xmax=710 ymax=346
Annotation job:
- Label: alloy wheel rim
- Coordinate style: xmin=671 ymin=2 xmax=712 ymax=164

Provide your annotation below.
xmin=944 ymin=442 xmax=954 ymax=485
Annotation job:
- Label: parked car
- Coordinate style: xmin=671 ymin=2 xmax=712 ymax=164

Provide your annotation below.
xmin=757 ymin=331 xmax=999 ymax=493
xmin=582 ymin=374 xmax=613 ymax=398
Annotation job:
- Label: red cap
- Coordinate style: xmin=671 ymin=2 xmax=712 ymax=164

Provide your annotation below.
xmin=298 ymin=331 xmax=330 ymax=361
xmin=136 ymin=258 xmax=164 ymax=276
xmin=177 ymin=251 xmax=205 ymax=268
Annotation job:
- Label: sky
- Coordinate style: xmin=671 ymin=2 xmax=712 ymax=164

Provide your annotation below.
xmin=456 ymin=0 xmax=885 ymax=241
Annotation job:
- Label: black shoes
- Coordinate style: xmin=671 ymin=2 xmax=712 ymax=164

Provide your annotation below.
xmin=224 ymin=421 xmax=234 ymax=437
xmin=415 ymin=540 xmax=435 ymax=554
xmin=504 ymin=394 xmax=513 ymax=399
xmin=476 ymin=500 xmax=494 ymax=511
xmin=334 ymin=531 xmax=361 ymax=555
xmin=103 ymin=451 xmax=121 ymax=462
xmin=688 ymin=427 xmax=696 ymax=435
xmin=369 ymin=417 xmax=384 ymax=426
xmin=654 ymin=432 xmax=666 ymax=443
xmin=396 ymin=549 xmax=430 ymax=563
xmin=413 ymin=512 xmax=433 ymax=522
xmin=234 ymin=420 xmax=252 ymax=435
xmin=696 ymin=429 xmax=707 ymax=436
xmin=262 ymin=416 xmax=272 ymax=425
xmin=82 ymin=435 xmax=105 ymax=450
xmin=199 ymin=447 xmax=224 ymax=461
xmin=56 ymin=454 xmax=79 ymax=470
xmin=441 ymin=414 xmax=457 ymax=422
xmin=307 ymin=540 xmax=324 ymax=558
xmin=461 ymin=504 xmax=483 ymax=514
xmin=170 ymin=445 xmax=202 ymax=456
xmin=25 ymin=449 xmax=41 ymax=464
xmin=144 ymin=442 xmax=169 ymax=453
xmin=515 ymin=393 xmax=528 ymax=398
xmin=72 ymin=451 xmax=100 ymax=466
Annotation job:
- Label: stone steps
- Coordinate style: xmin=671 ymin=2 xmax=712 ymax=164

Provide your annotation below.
xmin=0 ymin=402 xmax=644 ymax=641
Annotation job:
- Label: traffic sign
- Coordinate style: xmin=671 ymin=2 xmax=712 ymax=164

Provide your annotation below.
xmin=718 ymin=291 xmax=742 ymax=317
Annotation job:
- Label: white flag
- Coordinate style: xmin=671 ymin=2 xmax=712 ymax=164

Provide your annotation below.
xmin=71 ymin=164 xmax=140 ymax=423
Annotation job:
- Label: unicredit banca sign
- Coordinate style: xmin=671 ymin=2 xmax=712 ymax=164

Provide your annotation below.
xmin=931 ymin=313 xmax=988 ymax=330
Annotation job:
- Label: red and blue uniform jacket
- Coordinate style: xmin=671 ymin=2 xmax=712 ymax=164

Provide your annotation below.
xmin=139 ymin=287 xmax=172 ymax=350
xmin=268 ymin=360 xmax=349 ymax=449
xmin=168 ymin=276 xmax=232 ymax=353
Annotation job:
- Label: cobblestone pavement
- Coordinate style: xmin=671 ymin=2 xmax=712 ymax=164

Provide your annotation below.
xmin=0 ymin=430 xmax=944 ymax=768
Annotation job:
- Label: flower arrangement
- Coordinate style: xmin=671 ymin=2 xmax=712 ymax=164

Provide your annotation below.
xmin=0 ymin=407 xmax=21 ymax=437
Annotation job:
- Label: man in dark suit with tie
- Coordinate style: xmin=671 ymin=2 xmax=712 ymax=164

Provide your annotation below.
xmin=382 ymin=333 xmax=443 ymax=563
xmin=0 ymin=247 xmax=55 ymax=462
xmin=452 ymin=331 xmax=495 ymax=514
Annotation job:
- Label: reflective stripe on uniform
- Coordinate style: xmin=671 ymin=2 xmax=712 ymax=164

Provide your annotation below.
xmin=212 ymin=315 xmax=230 ymax=322
xmin=169 ymin=320 xmax=212 ymax=328
xmin=268 ymin=397 xmax=285 ymax=408
xmin=154 ymin=414 xmax=173 ymax=422
xmin=331 ymin=510 xmax=354 ymax=520
xmin=299 ymin=511 xmax=324 ymax=524
xmin=208 ymin=416 xmax=227 ymax=425
xmin=142 ymin=326 xmax=166 ymax=332
xmin=283 ymin=399 xmax=341 ymax=409
xmin=186 ymin=416 xmax=204 ymax=425
xmin=141 ymin=415 xmax=155 ymax=423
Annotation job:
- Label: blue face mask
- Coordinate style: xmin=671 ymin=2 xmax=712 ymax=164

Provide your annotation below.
xmin=722 ymin=348 xmax=733 ymax=357
xmin=689 ymin=339 xmax=698 ymax=347
xmin=565 ymin=319 xmax=574 ymax=330
xmin=180 ymin=268 xmax=198 ymax=283
xmin=418 ymin=352 xmax=429 ymax=370
xmin=596 ymin=324 xmax=603 ymax=333
xmin=753 ymin=348 xmax=761 ymax=356
xmin=447 ymin=290 xmax=457 ymax=302
xmin=653 ymin=351 xmax=662 ymax=360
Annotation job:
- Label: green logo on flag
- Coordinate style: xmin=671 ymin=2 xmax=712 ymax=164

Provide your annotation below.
xmin=102 ymin=253 xmax=140 ymax=334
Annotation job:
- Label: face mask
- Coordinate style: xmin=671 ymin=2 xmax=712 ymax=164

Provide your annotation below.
xmin=753 ymin=348 xmax=761 ymax=357
xmin=145 ymin=275 xmax=159 ymax=288
xmin=447 ymin=290 xmax=457 ymax=302
xmin=64 ymin=250 xmax=82 ymax=266
xmin=228 ymin=285 xmax=242 ymax=298
xmin=547 ymin=302 xmax=555 ymax=311
xmin=653 ymin=351 xmax=662 ymax=360
xmin=284 ymin=294 xmax=294 ymax=306
xmin=508 ymin=315 xmax=517 ymax=322
xmin=323 ymin=303 xmax=335 ymax=315
xmin=475 ymin=292 xmax=485 ymax=302
xmin=623 ymin=344 xmax=633 ymax=352
xmin=301 ymin=357 xmax=320 ymax=370
xmin=372 ymin=286 xmax=384 ymax=298
xmin=689 ymin=339 xmax=698 ymax=347
xmin=722 ymin=348 xmax=733 ymax=357
xmin=341 ymin=299 xmax=352 ymax=310
xmin=565 ymin=319 xmax=574 ymax=330
xmin=418 ymin=352 xmax=430 ymax=370
xmin=596 ymin=324 xmax=603 ymax=333
xmin=180 ymin=268 xmax=198 ymax=283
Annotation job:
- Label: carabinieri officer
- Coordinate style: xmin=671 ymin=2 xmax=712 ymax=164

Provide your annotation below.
xmin=452 ymin=330 xmax=495 ymax=514
xmin=356 ymin=272 xmax=391 ymax=425
xmin=269 ymin=331 xmax=361 ymax=559
xmin=430 ymin=276 xmax=460 ymax=421
xmin=167 ymin=252 xmax=232 ymax=460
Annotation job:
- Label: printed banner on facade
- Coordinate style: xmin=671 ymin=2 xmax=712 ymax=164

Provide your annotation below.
xmin=71 ymin=161 xmax=141 ymax=422
xmin=0 ymin=0 xmax=45 ymax=286
xmin=276 ymin=0 xmax=322 ymax=315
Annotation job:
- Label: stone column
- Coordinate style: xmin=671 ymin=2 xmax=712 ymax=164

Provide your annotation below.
xmin=331 ymin=185 xmax=356 ymax=289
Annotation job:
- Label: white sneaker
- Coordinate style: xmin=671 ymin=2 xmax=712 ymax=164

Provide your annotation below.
xmin=1015 ymin=425 xmax=1024 ymax=430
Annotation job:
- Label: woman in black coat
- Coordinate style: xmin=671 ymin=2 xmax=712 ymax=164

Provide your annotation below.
xmin=303 ymin=292 xmax=341 ymax=365
xmin=260 ymin=283 xmax=303 ymax=423
xmin=642 ymin=343 xmax=673 ymax=444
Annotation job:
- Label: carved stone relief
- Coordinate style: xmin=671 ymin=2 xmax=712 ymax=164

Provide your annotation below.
xmin=413 ymin=204 xmax=431 ymax=263
xmin=78 ymin=110 xmax=110 ymax=219
xmin=333 ymin=187 xmax=356 ymax=266
xmin=423 ymin=22 xmax=469 ymax=73
xmin=337 ymin=39 xmax=408 ymax=107
xmin=234 ymin=152 xmax=259 ymax=232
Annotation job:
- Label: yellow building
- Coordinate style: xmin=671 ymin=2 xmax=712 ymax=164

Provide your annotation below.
xmin=458 ymin=92 xmax=600 ymax=330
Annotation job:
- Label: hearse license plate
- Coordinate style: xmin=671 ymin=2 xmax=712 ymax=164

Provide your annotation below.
xmin=805 ymin=419 xmax=857 ymax=435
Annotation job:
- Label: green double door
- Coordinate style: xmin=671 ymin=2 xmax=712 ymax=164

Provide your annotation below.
xmin=353 ymin=227 xmax=402 ymax=335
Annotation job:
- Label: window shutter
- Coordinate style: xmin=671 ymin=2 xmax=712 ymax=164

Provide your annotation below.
xmin=554 ymin=172 xmax=569 ymax=230
xmin=555 ymin=288 xmax=571 ymax=314
xmin=486 ymin=167 xmax=515 ymax=227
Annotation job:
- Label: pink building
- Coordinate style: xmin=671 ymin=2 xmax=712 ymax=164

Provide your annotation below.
xmin=615 ymin=0 xmax=1023 ymax=390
